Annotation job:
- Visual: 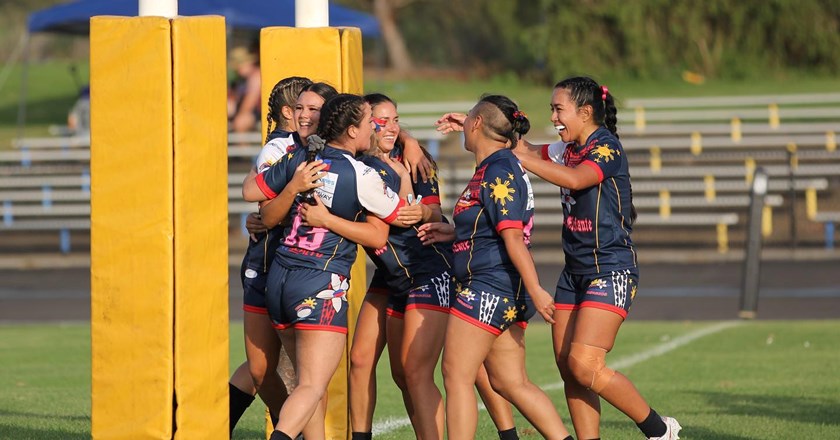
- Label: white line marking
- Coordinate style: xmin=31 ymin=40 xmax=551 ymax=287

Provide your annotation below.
xmin=372 ymin=320 xmax=742 ymax=435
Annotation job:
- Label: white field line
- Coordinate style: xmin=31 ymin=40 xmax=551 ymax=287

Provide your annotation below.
xmin=372 ymin=320 xmax=742 ymax=435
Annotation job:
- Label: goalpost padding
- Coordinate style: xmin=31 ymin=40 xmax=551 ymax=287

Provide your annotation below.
xmin=260 ymin=26 xmax=364 ymax=440
xmin=90 ymin=15 xmax=228 ymax=439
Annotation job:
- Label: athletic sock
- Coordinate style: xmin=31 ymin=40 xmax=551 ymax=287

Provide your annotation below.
xmin=498 ymin=427 xmax=519 ymax=440
xmin=269 ymin=430 xmax=294 ymax=440
xmin=228 ymin=383 xmax=255 ymax=434
xmin=563 ymin=436 xmax=574 ymax=440
xmin=636 ymin=407 xmax=667 ymax=438
xmin=351 ymin=433 xmax=372 ymax=440
xmin=270 ymin=411 xmax=279 ymax=428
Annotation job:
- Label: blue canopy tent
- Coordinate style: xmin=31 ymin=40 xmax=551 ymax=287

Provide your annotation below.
xmin=28 ymin=0 xmax=381 ymax=36
xmin=16 ymin=0 xmax=380 ymax=135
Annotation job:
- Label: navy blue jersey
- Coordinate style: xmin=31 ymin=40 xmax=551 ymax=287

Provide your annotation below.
xmin=255 ymin=145 xmax=404 ymax=277
xmin=452 ymin=148 xmax=534 ymax=284
xmin=241 ymin=129 xmax=300 ymax=272
xmin=541 ymin=126 xmax=637 ymax=274
xmin=360 ymin=155 xmax=452 ymax=292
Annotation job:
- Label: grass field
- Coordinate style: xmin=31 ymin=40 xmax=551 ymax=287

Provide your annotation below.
xmin=1 ymin=320 xmax=838 ymax=439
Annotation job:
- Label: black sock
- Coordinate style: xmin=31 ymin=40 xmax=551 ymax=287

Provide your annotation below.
xmin=269 ymin=431 xmax=294 ymax=440
xmin=228 ymin=383 xmax=255 ymax=434
xmin=563 ymin=436 xmax=574 ymax=440
xmin=637 ymin=407 xmax=667 ymax=438
xmin=270 ymin=411 xmax=279 ymax=428
xmin=351 ymin=433 xmax=372 ymax=440
xmin=498 ymin=427 xmax=519 ymax=440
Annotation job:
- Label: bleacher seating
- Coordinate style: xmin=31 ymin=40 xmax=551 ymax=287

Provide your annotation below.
xmin=2 ymin=92 xmax=839 ymax=254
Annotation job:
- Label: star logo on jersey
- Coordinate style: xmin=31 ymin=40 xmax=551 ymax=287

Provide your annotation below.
xmin=503 ymin=306 xmax=518 ymax=322
xmin=379 ymin=169 xmax=388 ymax=176
xmin=316 ymin=274 xmax=349 ymax=313
xmin=592 ymin=144 xmax=618 ymax=163
xmin=501 ymin=208 xmax=509 ymax=215
xmin=287 ymin=152 xmax=294 ymax=160
xmin=489 ymin=177 xmax=515 ymax=206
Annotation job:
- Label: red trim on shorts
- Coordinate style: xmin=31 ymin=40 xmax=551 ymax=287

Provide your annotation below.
xmin=243 ymin=305 xmax=268 ymax=315
xmin=367 ymin=287 xmax=390 ymax=296
xmin=580 ymin=160 xmax=604 ymax=182
xmin=255 ymin=173 xmax=278 ymax=199
xmin=579 ymin=301 xmax=628 ymax=319
xmin=406 ymin=303 xmax=450 ymax=314
xmin=294 ymin=323 xmax=348 ymax=334
xmin=386 ymin=308 xmax=405 ymax=319
xmin=450 ymin=308 xmax=502 ymax=336
xmin=496 ymin=220 xmax=523 ymax=233
xmin=515 ymin=321 xmax=528 ymax=330
xmin=541 ymin=144 xmax=551 ymax=161
xmin=421 ymin=195 xmax=441 ymax=206
xmin=382 ymin=199 xmax=407 ymax=224
xmin=272 ymin=322 xmax=293 ymax=330
xmin=554 ymin=303 xmax=578 ymax=311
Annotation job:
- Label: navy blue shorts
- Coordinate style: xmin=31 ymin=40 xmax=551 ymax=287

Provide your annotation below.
xmin=265 ymin=261 xmax=349 ymax=333
xmin=554 ymin=268 xmax=639 ymax=319
xmin=241 ymin=263 xmax=268 ymax=315
xmin=367 ymin=270 xmax=409 ymax=318
xmin=450 ymin=274 xmax=533 ymax=336
xmin=406 ymin=270 xmax=453 ymax=314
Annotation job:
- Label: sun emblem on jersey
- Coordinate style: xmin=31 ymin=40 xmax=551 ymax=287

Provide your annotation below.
xmin=489 ymin=177 xmax=515 ymax=206
xmin=503 ymin=306 xmax=518 ymax=322
xmin=592 ymin=144 xmax=618 ymax=163
xmin=316 ymin=274 xmax=349 ymax=312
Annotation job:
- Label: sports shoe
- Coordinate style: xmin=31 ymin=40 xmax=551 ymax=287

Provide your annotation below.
xmin=648 ymin=416 xmax=681 ymax=440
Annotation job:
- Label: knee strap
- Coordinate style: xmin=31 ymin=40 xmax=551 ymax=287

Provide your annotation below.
xmin=568 ymin=342 xmax=615 ymax=393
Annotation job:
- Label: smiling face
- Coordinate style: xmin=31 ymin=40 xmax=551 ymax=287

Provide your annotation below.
xmin=371 ymin=101 xmax=400 ymax=153
xmin=294 ymin=91 xmax=325 ymax=140
xmin=550 ymin=87 xmax=590 ymax=144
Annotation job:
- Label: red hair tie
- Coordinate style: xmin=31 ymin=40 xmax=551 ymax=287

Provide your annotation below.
xmin=601 ymin=85 xmax=609 ymax=101
xmin=513 ymin=110 xmax=527 ymax=120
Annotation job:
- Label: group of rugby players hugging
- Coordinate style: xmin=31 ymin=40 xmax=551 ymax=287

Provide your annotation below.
xmin=227 ymin=75 xmax=682 ymax=440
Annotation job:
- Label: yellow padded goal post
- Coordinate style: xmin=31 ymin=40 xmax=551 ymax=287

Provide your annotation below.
xmin=90 ymin=15 xmax=228 ymax=439
xmin=259 ymin=26 xmax=364 ymax=440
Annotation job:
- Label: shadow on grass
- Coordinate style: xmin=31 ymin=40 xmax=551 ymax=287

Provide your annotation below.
xmin=691 ymin=390 xmax=840 ymax=426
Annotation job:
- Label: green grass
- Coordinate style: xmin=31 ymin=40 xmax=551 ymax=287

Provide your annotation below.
xmin=3 ymin=60 xmax=840 ymax=147
xmin=1 ymin=320 xmax=839 ymax=439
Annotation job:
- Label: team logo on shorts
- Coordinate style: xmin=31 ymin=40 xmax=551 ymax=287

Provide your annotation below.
xmin=503 ymin=306 xmax=518 ymax=322
xmin=586 ymin=278 xmax=609 ymax=297
xmin=295 ymin=298 xmax=317 ymax=318
xmin=316 ymin=273 xmax=349 ymax=313
xmin=457 ymin=287 xmax=475 ymax=302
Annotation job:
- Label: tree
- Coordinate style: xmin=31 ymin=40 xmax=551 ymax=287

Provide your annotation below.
xmin=372 ymin=0 xmax=415 ymax=72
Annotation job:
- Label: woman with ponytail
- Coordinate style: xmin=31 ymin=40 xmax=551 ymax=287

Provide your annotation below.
xmin=428 ymin=95 xmax=573 ymax=440
xmin=244 ymin=93 xmax=419 ymax=440
xmin=510 ymin=77 xmax=680 ymax=440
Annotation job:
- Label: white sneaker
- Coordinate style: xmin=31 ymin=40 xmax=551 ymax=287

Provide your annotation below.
xmin=647 ymin=416 xmax=681 ymax=440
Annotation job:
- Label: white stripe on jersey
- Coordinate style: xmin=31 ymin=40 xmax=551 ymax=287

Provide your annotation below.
xmin=344 ymin=153 xmax=401 ymax=220
xmin=255 ymin=133 xmax=296 ymax=173
xmin=545 ymin=140 xmax=570 ymax=165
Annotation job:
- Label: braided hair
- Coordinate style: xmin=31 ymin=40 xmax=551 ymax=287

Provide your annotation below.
xmin=315 ymin=94 xmax=367 ymax=145
xmin=474 ymin=94 xmax=531 ymax=148
xmin=264 ymin=76 xmax=313 ymax=143
xmin=554 ymin=76 xmax=619 ymax=138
